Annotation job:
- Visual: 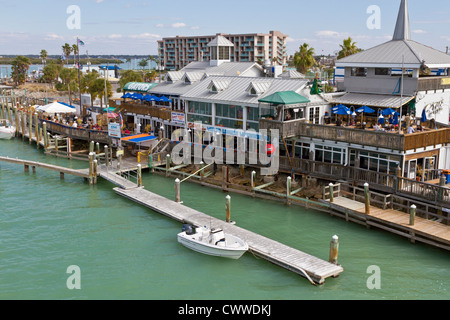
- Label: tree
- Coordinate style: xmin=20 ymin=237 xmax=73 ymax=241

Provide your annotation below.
xmin=59 ymin=68 xmax=79 ymax=105
xmin=72 ymin=44 xmax=79 ymax=65
xmin=41 ymin=60 xmax=62 ymax=88
xmin=11 ymin=56 xmax=31 ymax=86
xmin=62 ymin=43 xmax=73 ymax=67
xmin=118 ymin=70 xmax=143 ymax=91
xmin=293 ymin=43 xmax=316 ymax=74
xmin=337 ymin=37 xmax=362 ymax=59
xmin=40 ymin=49 xmax=48 ymax=65
xmin=139 ymin=58 xmax=148 ymax=70
xmin=126 ymin=58 xmax=131 ymax=70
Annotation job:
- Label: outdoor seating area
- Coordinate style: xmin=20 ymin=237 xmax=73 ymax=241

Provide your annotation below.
xmin=329 ymin=104 xmax=437 ymax=135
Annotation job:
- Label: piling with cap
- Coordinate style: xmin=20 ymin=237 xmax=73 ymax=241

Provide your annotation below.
xmin=137 ymin=164 xmax=142 ymax=187
xmin=364 ymin=183 xmax=370 ymax=215
xmin=166 ymin=154 xmax=171 ymax=176
xmin=329 ymin=183 xmax=334 ymax=203
xmin=34 ymin=113 xmax=38 ymax=147
xmin=225 ymin=195 xmax=231 ymax=223
xmin=104 ymin=145 xmax=109 ymax=167
xmin=251 ymin=171 xmax=256 ymax=190
xmin=93 ymin=159 xmax=98 ymax=184
xmin=409 ymin=204 xmax=416 ymax=226
xmin=88 ymin=152 xmax=94 ymax=185
xmin=329 ymin=235 xmax=339 ymax=265
xmin=286 ymin=176 xmax=292 ymax=205
xmin=175 ymin=178 xmax=181 ymax=203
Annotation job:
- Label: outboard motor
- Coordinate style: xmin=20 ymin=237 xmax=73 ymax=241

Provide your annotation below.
xmin=182 ymin=224 xmax=195 ymax=235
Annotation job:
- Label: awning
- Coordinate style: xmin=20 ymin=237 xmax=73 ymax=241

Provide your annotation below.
xmin=123 ymin=82 xmax=159 ymax=93
xmin=329 ymin=93 xmax=415 ymax=108
xmin=121 ymin=134 xmax=157 ymax=143
xmin=258 ymin=91 xmax=310 ymax=105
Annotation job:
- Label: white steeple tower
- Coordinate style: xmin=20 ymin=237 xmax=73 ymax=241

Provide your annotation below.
xmin=393 ymin=0 xmax=411 ymax=40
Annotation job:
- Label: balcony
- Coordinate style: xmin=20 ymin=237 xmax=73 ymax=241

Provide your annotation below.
xmin=259 ymin=119 xmax=450 ymax=151
xmin=119 ymin=103 xmax=172 ymax=122
xmin=417 ymin=76 xmax=450 ymax=92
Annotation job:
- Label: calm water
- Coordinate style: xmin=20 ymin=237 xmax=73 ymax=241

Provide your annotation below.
xmin=0 ymin=138 xmax=449 ymax=300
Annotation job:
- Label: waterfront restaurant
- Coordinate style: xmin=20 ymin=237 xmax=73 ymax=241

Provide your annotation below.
xmin=260 ymin=0 xmax=450 ymax=197
xmin=116 ymin=35 xmax=267 ymax=138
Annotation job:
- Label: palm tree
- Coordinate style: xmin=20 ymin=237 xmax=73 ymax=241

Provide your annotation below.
xmin=40 ymin=49 xmax=48 ymax=66
xmin=72 ymin=44 xmax=79 ymax=65
xmin=293 ymin=43 xmax=316 ymax=74
xmin=60 ymin=68 xmax=78 ymax=105
xmin=126 ymin=58 xmax=131 ymax=70
xmin=337 ymin=37 xmax=362 ymax=59
xmin=62 ymin=43 xmax=73 ymax=67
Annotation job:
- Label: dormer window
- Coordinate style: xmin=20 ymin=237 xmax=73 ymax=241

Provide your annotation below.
xmin=166 ymin=75 xmax=173 ymax=83
xmin=210 ymin=85 xmax=218 ymax=93
xmin=246 ymin=81 xmax=271 ymax=96
xmin=250 ymin=87 xmax=257 ymax=95
xmin=184 ymin=76 xmax=191 ymax=84
xmin=207 ymin=79 xmax=231 ymax=93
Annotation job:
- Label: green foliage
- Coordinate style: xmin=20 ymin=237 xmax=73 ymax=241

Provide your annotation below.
xmin=11 ymin=55 xmax=31 ymax=86
xmin=293 ymin=43 xmax=316 ymax=74
xmin=337 ymin=37 xmax=363 ymax=59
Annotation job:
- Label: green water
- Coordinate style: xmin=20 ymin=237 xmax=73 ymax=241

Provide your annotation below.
xmin=0 ymin=138 xmax=449 ymax=300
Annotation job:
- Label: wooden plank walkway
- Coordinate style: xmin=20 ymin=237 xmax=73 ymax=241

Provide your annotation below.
xmin=114 ymin=186 xmax=344 ymax=285
xmin=329 ymin=197 xmax=450 ymax=251
xmin=0 ymin=155 xmax=89 ymax=178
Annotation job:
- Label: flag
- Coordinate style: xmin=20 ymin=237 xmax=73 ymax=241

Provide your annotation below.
xmin=119 ymin=112 xmax=124 ymax=128
xmin=78 ymin=39 xmax=85 ymax=46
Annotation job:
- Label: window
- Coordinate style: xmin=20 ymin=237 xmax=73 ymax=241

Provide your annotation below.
xmin=355 ymin=150 xmax=400 ymax=175
xmin=215 ymin=104 xmax=243 ymax=129
xmin=187 ymin=101 xmax=212 ymax=125
xmin=218 ymin=46 xmax=230 ymax=60
xmin=211 ymin=47 xmax=217 ymax=60
xmin=314 ymin=144 xmax=347 ymax=165
xmin=375 ymin=68 xmax=391 ymax=76
xmin=351 ymin=67 xmax=367 ymax=77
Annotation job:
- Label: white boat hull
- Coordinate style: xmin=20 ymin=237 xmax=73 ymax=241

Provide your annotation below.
xmin=177 ymin=228 xmax=248 ymax=260
xmin=0 ymin=127 xmax=15 ymax=140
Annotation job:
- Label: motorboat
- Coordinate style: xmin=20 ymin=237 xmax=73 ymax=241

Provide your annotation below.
xmin=0 ymin=119 xmax=15 ymax=139
xmin=177 ymin=224 xmax=248 ymax=259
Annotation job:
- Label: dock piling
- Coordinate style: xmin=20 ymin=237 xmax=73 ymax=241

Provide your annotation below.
xmin=137 ymin=164 xmax=142 ymax=187
xmin=409 ymin=204 xmax=416 ymax=226
xmin=104 ymin=145 xmax=109 ymax=167
xmin=329 ymin=183 xmax=334 ymax=203
xmin=329 ymin=235 xmax=339 ymax=265
xmin=225 ymin=195 xmax=232 ymax=223
xmin=175 ymin=178 xmax=181 ymax=203
xmin=364 ymin=183 xmax=370 ymax=215
xmin=286 ymin=176 xmax=292 ymax=205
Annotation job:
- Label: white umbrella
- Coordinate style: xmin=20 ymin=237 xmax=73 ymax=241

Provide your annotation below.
xmin=36 ymin=102 xmax=76 ymax=114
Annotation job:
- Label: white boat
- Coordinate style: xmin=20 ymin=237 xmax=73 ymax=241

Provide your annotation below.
xmin=0 ymin=119 xmax=15 ymax=140
xmin=177 ymin=224 xmax=248 ymax=259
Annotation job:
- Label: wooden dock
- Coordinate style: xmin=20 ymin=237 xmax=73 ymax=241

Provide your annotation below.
xmin=0 ymin=155 xmax=89 ymax=178
xmin=113 ymin=186 xmax=344 ymax=285
xmin=327 ymin=196 xmax=450 ymax=251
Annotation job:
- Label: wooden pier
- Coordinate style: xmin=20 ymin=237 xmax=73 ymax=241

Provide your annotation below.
xmin=113 ymin=186 xmax=344 ymax=285
xmin=0 ymin=155 xmax=89 ymax=178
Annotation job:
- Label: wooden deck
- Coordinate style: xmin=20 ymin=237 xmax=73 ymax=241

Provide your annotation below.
xmin=329 ymin=197 xmax=450 ymax=251
xmin=0 ymin=155 xmax=90 ymax=178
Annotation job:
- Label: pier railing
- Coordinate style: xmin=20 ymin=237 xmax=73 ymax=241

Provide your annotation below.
xmin=41 ymin=120 xmax=110 ymax=144
xmin=280 ymin=157 xmax=450 ymax=208
xmin=259 ymin=119 xmax=406 ymax=150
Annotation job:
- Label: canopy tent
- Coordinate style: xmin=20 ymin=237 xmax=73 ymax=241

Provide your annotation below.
xmin=121 ymin=133 xmax=157 ymax=148
xmin=123 ymin=82 xmax=159 ymax=93
xmin=36 ymin=102 xmax=76 ymax=114
xmin=258 ymin=91 xmax=310 ymax=105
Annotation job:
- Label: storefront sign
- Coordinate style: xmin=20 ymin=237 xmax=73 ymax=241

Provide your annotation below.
xmin=171 ymin=112 xmax=185 ymax=125
xmin=108 ymin=123 xmax=121 ymax=138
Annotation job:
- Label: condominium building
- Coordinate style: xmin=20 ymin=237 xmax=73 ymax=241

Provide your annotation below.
xmin=158 ymin=31 xmax=288 ymax=70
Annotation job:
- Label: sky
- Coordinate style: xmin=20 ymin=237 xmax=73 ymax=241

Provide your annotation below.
xmin=1 ymin=0 xmax=450 ymax=56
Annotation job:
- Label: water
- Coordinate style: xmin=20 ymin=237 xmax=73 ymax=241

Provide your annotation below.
xmin=0 ymin=138 xmax=449 ymax=300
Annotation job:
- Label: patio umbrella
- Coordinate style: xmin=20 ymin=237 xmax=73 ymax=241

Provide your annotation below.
xmin=332 ymin=104 xmax=347 ymax=111
xmin=159 ymin=96 xmax=172 ymax=103
xmin=421 ymin=109 xmax=427 ymax=122
xmin=332 ymin=106 xmax=351 ymax=115
xmin=392 ymin=112 xmax=399 ymax=125
xmin=356 ymin=105 xmax=375 ymax=124
xmin=107 ymin=112 xmax=119 ymax=118
xmin=131 ymin=93 xmax=143 ymax=100
xmin=36 ymin=102 xmax=76 ymax=114
xmin=378 ymin=114 xmax=385 ymax=125
xmin=121 ymin=92 xmax=132 ymax=99
xmin=382 ymin=107 xmax=397 ymax=116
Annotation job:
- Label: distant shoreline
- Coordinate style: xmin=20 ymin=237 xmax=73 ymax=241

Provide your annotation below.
xmin=0 ymin=57 xmax=124 ymax=65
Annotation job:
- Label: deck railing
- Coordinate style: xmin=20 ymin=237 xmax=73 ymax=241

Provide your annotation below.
xmin=279 ymin=156 xmax=450 ymax=207
xmin=260 ymin=119 xmax=406 ymax=150
xmin=260 ymin=119 xmax=450 ymax=151
xmin=41 ymin=120 xmax=110 ymax=144
xmin=417 ymin=76 xmax=450 ymax=91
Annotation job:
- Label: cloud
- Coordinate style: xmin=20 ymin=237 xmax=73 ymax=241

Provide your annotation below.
xmin=155 ymin=22 xmax=191 ymax=29
xmin=108 ymin=34 xmax=123 ymax=39
xmin=412 ymin=29 xmax=427 ymax=34
xmin=171 ymin=22 xmax=186 ymax=28
xmin=190 ymin=26 xmax=200 ymax=30
xmin=315 ymin=30 xmax=348 ymax=38
xmin=44 ymin=33 xmax=64 ymax=41
xmin=129 ymin=33 xmax=161 ymax=40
